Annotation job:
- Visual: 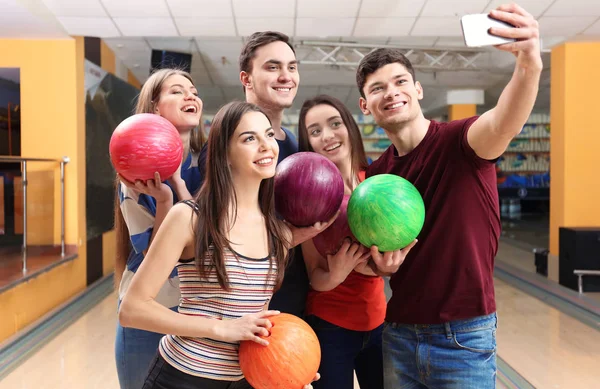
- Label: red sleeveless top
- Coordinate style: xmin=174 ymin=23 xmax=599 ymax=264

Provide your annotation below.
xmin=305 ymin=170 xmax=386 ymax=331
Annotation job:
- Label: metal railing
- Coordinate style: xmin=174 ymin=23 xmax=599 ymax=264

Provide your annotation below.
xmin=0 ymin=155 xmax=70 ymax=272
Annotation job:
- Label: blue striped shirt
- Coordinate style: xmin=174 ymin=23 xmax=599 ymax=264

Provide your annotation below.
xmin=117 ymin=151 xmax=201 ymax=307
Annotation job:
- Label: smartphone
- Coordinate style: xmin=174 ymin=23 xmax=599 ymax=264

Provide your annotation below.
xmin=460 ymin=13 xmax=516 ymax=47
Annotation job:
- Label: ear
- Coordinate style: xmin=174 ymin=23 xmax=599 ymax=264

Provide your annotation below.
xmin=415 ymin=81 xmax=424 ymax=100
xmin=359 ymin=97 xmax=370 ymax=115
xmin=151 ymin=101 xmax=160 ymax=114
xmin=240 ymin=71 xmax=252 ymax=89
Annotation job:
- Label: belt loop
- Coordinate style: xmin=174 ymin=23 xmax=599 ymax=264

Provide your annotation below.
xmin=444 ymin=322 xmax=452 ymax=339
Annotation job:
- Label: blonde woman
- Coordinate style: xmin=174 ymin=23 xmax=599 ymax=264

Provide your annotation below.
xmin=113 ymin=68 xmax=204 ymax=389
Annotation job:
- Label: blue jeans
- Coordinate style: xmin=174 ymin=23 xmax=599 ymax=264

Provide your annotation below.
xmin=307 ymin=315 xmax=384 ymax=389
xmin=383 ymin=313 xmax=497 ymax=389
xmin=115 ymin=304 xmax=178 ymax=389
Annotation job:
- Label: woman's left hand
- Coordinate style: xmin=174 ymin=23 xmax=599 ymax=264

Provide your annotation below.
xmin=287 ymin=211 xmax=340 ymax=248
xmin=166 ymin=162 xmax=184 ymax=187
xmin=166 ymin=162 xmax=193 ymax=201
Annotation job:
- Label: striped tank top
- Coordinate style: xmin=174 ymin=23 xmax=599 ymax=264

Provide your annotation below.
xmin=159 ymin=201 xmax=278 ymax=380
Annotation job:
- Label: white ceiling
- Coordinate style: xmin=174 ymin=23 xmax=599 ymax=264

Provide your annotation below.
xmin=2 ymin=0 xmax=599 ymax=113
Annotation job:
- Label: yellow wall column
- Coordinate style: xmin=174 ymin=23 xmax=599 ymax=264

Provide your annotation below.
xmin=127 ymin=70 xmax=142 ymax=89
xmin=0 ymin=38 xmax=87 ymax=342
xmin=445 ymin=89 xmax=483 ymax=121
xmin=448 ymin=104 xmax=477 ymax=121
xmin=549 ymin=42 xmax=600 ymax=255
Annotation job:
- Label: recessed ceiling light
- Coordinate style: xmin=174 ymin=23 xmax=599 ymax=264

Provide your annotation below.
xmin=117 ymin=44 xmax=124 ymax=48
xmin=134 ymin=64 xmax=140 ymax=68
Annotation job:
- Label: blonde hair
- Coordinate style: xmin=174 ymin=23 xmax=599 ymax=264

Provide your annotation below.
xmin=134 ymin=68 xmax=206 ymax=152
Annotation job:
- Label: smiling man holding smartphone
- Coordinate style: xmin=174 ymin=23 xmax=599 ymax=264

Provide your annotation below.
xmin=355 ymin=3 xmax=542 ymax=388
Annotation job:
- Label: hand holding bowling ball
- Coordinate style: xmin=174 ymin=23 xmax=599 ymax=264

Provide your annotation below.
xmin=348 ymin=174 xmax=425 ymax=252
xmin=366 ymin=239 xmax=418 ymax=275
xmin=118 ymin=170 xmax=173 ymax=203
xmin=239 ymin=313 xmax=321 ymax=389
xmin=274 ymin=152 xmax=344 ymax=246
xmin=110 ymin=113 xmax=184 ymax=183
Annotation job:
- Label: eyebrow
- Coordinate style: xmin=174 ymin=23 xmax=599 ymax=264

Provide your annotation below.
xmin=169 ymin=84 xmax=197 ymax=91
xmin=307 ymin=115 xmax=342 ymax=130
xmin=264 ymin=59 xmax=298 ymax=66
xmin=238 ymin=127 xmax=274 ymax=137
xmin=366 ymin=74 xmax=409 ymax=90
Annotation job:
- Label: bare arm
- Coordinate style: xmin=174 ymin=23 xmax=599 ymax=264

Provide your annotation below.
xmin=147 ymin=199 xmax=173 ymax=253
xmin=119 ymin=203 xmax=218 ymax=337
xmin=467 ymin=4 xmax=543 ymax=160
xmin=301 ymin=238 xmax=370 ymax=292
xmin=119 ymin=203 xmax=279 ymax=345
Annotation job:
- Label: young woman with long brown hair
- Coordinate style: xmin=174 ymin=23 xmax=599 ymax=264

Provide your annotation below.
xmin=298 ymin=95 xmax=416 ymax=389
xmin=119 ymin=101 xmax=318 ymax=388
xmin=114 ymin=68 xmax=205 ymax=389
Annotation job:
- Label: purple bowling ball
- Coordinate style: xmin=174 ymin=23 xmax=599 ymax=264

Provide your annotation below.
xmin=274 ymin=152 xmax=344 ymax=227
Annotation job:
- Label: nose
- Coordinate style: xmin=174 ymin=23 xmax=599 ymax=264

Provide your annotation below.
xmin=384 ymin=85 xmax=400 ymax=100
xmin=184 ymin=90 xmax=197 ymax=100
xmin=259 ymin=135 xmax=271 ymax=152
xmin=322 ymin=126 xmax=335 ymax=142
xmin=278 ymin=68 xmax=291 ymax=84
xmin=186 ymin=93 xmax=202 ymax=111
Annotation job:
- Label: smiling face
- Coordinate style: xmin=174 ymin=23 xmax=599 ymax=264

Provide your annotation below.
xmin=241 ymin=41 xmax=299 ymax=111
xmin=228 ymin=111 xmax=279 ymax=181
xmin=359 ymin=62 xmax=424 ymax=131
xmin=154 ymin=74 xmax=203 ymax=132
xmin=304 ymin=104 xmax=351 ymax=167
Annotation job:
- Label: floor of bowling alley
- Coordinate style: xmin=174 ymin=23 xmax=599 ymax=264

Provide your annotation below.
xmin=1 ymin=241 xmax=599 ymax=389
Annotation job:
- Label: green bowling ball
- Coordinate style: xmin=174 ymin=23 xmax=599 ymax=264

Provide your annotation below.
xmin=347 ymin=174 xmax=425 ymax=252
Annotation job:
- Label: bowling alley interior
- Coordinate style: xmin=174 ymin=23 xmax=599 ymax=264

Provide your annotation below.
xmin=1 ymin=0 xmax=600 ymax=388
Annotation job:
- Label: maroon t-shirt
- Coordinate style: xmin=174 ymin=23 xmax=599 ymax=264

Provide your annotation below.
xmin=367 ymin=117 xmax=501 ymax=324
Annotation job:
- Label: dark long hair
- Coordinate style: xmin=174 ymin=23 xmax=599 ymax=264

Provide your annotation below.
xmin=298 ymin=94 xmax=369 ymax=179
xmin=194 ymin=101 xmax=290 ymax=291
